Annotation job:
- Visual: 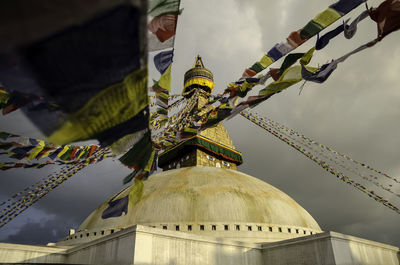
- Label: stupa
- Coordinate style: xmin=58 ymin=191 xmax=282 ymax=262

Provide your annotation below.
xmin=57 ymin=56 xmax=322 ymax=246
xmin=0 ymin=57 xmax=398 ymax=265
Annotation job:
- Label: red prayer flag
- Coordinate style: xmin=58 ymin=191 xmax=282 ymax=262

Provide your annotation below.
xmin=148 ymin=14 xmax=178 ymax=42
xmin=287 ymin=30 xmax=307 ymax=47
xmin=269 ymin=68 xmax=281 ymax=81
xmin=369 ymin=0 xmax=400 ymax=41
xmin=242 ymin=68 xmax=257 ymax=78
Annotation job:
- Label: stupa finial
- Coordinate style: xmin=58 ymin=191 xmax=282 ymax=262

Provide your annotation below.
xmin=194 ymin=55 xmax=205 ymax=68
xmin=183 ymin=55 xmax=214 ymax=95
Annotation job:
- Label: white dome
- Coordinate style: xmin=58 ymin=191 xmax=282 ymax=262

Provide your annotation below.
xmin=70 ymin=167 xmax=321 ymax=243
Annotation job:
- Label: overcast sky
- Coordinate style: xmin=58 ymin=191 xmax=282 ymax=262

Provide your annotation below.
xmin=1 ymin=0 xmax=400 ymax=247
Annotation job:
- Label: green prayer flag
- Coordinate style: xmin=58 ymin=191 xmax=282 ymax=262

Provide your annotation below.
xmin=0 ymin=132 xmax=11 ymax=140
xmin=59 ymin=146 xmax=74 ymax=161
xmin=300 ymin=20 xmax=324 ymax=39
xmin=123 ymin=171 xmax=136 ymax=184
xmin=249 ymin=62 xmax=264 ymax=73
xmin=156 ymin=107 xmax=168 ymax=115
xmin=0 ymin=143 xmax=13 ymax=150
xmin=119 ymin=131 xmax=153 ymax=169
xmin=279 ymin=53 xmax=305 ymax=76
xmin=149 ymin=0 xmax=181 ymax=17
xmin=260 ymin=65 xmax=316 ymax=96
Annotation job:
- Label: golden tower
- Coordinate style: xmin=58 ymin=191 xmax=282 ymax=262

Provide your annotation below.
xmin=158 ymin=56 xmax=243 ymax=171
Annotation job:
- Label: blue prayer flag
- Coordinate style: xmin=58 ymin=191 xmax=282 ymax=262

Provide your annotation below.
xmin=154 ymin=49 xmax=174 ymax=74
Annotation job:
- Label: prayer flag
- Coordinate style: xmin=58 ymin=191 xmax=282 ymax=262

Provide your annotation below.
xmin=344 ymin=10 xmax=369 ymax=39
xmin=0 ymin=3 xmax=149 ymax=146
xmin=330 ymin=0 xmax=366 ymax=15
xmin=301 ymin=63 xmax=337 ymax=83
xmin=148 ymin=0 xmax=181 ymax=17
xmin=148 ymin=14 xmax=178 ymax=42
xmin=157 ymin=64 xmax=172 ymax=91
xmin=154 ymin=49 xmax=174 ymax=74
xmin=369 ymin=0 xmax=400 ymax=42
xmin=286 ymin=30 xmax=306 ymax=48
xmin=300 ymin=20 xmax=324 ymax=40
xmin=259 ymin=55 xmax=274 ymax=68
xmin=267 ymin=44 xmax=284 ymax=61
xmin=316 ymin=23 xmax=346 ymax=50
xmin=249 ymin=62 xmax=264 ymax=73
xmin=119 ymin=131 xmax=153 ymax=170
xmin=313 ymin=8 xmax=341 ymax=28
xmin=242 ymin=68 xmax=257 ymax=78
xmin=101 ymin=195 xmax=129 ymax=219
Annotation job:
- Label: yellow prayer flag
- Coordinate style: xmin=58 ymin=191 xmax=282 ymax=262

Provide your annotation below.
xmin=49 ymin=67 xmax=148 ymax=145
xmin=313 ymin=8 xmax=341 ymax=28
xmin=300 ymin=47 xmax=316 ymax=65
xmin=158 ymin=64 xmax=172 ymax=91
xmin=129 ymin=179 xmax=144 ymax=208
xmin=259 ymin=65 xmax=318 ymax=96
xmin=0 ymin=89 xmax=10 ymax=104
xmin=27 ymin=140 xmax=45 ymax=160
xmin=57 ymin=145 xmax=70 ymax=158
xmin=144 ymin=150 xmax=156 ymax=172
xmin=259 ymin=55 xmax=274 ymax=68
xmin=76 ymin=146 xmax=89 ymax=160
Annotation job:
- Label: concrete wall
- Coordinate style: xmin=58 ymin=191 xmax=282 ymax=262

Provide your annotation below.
xmin=65 ymin=229 xmax=136 ymax=265
xmin=0 ymin=227 xmax=398 ymax=265
xmin=131 ymin=225 xmax=262 ymax=265
xmin=66 ymin=225 xmax=262 ymax=265
xmin=330 ymin=232 xmax=400 ymax=265
xmin=262 ymin=233 xmax=336 ymax=264
xmin=0 ymin=243 xmax=69 ymax=263
xmin=262 ymin=231 xmax=400 ymax=265
xmin=0 ymin=225 xmax=262 ymax=265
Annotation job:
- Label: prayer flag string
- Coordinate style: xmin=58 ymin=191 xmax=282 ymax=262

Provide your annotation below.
xmin=149 ymin=0 xmax=183 ymax=131
xmin=0 ymin=149 xmax=108 ymax=228
xmin=241 ymin=110 xmax=400 ymax=214
xmin=0 ymin=131 xmax=112 ymax=167
xmin=260 ymin=115 xmax=400 ymax=195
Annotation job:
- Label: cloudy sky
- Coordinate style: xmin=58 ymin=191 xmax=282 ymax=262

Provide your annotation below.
xmin=1 ymin=0 xmax=400 ymax=247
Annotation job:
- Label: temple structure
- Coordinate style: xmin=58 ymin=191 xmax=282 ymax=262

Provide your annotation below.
xmin=0 ymin=57 xmax=398 ymax=265
xmin=158 ymin=56 xmax=242 ymax=171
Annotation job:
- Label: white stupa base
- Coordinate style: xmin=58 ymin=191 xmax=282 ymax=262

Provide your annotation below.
xmin=0 ymin=225 xmax=398 ymax=265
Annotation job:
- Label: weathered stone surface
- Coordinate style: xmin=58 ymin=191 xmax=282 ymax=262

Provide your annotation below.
xmin=71 ymin=166 xmax=321 ymax=246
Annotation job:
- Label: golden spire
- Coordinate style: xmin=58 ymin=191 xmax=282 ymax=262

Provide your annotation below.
xmin=158 ymin=56 xmax=243 ymax=171
xmin=193 ymin=55 xmax=205 ymax=68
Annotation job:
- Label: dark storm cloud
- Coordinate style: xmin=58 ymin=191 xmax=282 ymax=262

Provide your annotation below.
xmin=1 ymin=217 xmax=76 ymax=245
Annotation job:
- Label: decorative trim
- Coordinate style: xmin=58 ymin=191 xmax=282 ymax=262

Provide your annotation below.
xmin=158 ymin=135 xmax=243 ymax=167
